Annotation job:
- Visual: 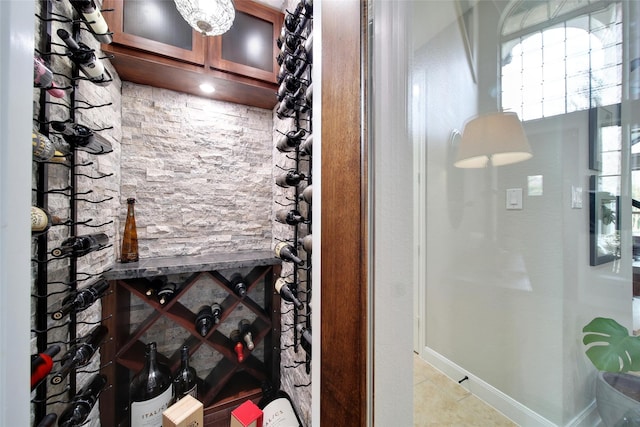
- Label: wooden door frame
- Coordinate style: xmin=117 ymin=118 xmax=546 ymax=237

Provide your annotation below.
xmin=320 ymin=1 xmax=369 ymax=426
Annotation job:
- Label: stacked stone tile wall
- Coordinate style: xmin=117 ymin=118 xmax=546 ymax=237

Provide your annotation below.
xmin=119 ymin=82 xmax=274 ymax=257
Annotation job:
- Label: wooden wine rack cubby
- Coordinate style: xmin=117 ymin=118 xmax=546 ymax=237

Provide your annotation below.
xmin=100 ymin=252 xmax=282 ymax=427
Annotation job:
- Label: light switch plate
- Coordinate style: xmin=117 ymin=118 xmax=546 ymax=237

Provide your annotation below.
xmin=506 ymin=188 xmax=523 ymax=210
xmin=571 ymin=186 xmax=583 ymax=208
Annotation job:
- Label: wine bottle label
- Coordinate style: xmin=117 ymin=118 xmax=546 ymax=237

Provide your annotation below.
xmin=82 ymin=10 xmax=108 ymax=35
xmin=32 ymin=133 xmax=55 ymax=162
xmin=130 ymin=386 xmax=173 ymax=427
xmin=263 ymin=397 xmax=299 ymax=427
xmin=275 ymin=242 xmax=286 ymax=258
xmin=184 ymin=383 xmax=197 ymax=399
xmin=80 ymin=57 xmax=106 ymax=80
xmin=31 ymin=207 xmax=49 ymax=232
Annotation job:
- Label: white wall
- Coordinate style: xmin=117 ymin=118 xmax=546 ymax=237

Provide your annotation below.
xmin=0 ymin=1 xmax=35 ymax=426
xmin=371 ymin=1 xmax=415 ymax=426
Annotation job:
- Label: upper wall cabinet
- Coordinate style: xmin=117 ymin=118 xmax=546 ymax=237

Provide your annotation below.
xmin=101 ymin=0 xmax=283 ymax=109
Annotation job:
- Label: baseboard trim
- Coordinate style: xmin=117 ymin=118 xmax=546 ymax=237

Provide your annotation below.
xmin=421 ymin=347 xmax=559 ymax=427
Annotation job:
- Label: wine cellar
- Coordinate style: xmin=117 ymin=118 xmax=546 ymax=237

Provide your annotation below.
xmin=30 ymin=0 xmax=314 ymax=425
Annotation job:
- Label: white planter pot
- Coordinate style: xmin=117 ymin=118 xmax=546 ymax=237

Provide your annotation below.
xmin=596 ymin=372 xmax=640 ymax=426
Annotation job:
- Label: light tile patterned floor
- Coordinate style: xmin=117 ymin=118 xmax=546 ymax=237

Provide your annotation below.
xmin=414 ymin=354 xmax=518 ymax=426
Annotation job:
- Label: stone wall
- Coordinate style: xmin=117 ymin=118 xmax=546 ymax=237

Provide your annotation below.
xmin=119 ymin=82 xmax=274 ymax=257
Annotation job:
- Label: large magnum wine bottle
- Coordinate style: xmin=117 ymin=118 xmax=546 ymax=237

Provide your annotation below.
xmin=173 ymin=345 xmax=197 ymax=401
xmin=57 ymin=29 xmax=112 ymax=86
xmin=274 ymin=277 xmax=304 ymax=309
xmin=69 ymin=0 xmax=113 ymax=44
xmin=51 ymin=233 xmax=109 ymax=258
xmin=31 ymin=345 xmax=61 ymax=390
xmin=130 ymin=342 xmax=173 ymax=427
xmin=257 ymin=382 xmax=304 ymax=427
xmin=274 ymin=241 xmax=304 ymax=266
xmin=120 ymin=198 xmax=139 ymax=263
xmin=57 ymin=374 xmax=107 ymax=427
xmin=50 ymin=325 xmax=108 ymax=384
xmin=51 ymin=120 xmax=112 ymax=154
xmin=51 ymin=278 xmax=110 ymax=320
xmin=31 ymin=206 xmax=63 ymax=236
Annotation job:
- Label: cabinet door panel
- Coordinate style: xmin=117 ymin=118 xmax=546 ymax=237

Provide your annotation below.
xmin=208 ymin=1 xmax=283 ymax=83
xmin=104 ymin=0 xmax=205 ymax=65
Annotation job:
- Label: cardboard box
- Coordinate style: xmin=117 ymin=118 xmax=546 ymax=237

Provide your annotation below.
xmin=162 ymin=395 xmax=204 ymax=427
xmin=230 ymin=400 xmax=263 ymax=427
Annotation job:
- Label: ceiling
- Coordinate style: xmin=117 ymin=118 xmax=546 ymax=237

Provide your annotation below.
xmin=254 ymin=0 xmax=285 ymax=12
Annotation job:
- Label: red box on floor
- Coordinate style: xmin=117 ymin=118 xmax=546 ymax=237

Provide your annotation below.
xmin=230 ymin=400 xmax=263 ymax=427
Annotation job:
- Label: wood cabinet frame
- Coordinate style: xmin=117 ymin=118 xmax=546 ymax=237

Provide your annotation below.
xmin=207 ymin=0 xmax=283 ymax=84
xmin=320 ymin=1 xmax=369 ymax=426
xmin=103 ymin=0 xmax=206 ymax=65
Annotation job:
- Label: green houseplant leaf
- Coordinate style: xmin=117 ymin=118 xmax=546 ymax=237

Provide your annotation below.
xmin=583 ymin=317 xmax=640 ymax=372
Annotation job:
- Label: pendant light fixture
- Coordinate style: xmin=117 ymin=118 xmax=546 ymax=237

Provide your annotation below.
xmin=173 ymin=0 xmax=235 ymax=37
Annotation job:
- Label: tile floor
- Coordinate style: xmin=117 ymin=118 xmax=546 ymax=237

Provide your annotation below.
xmin=413 ymin=354 xmax=518 ymax=426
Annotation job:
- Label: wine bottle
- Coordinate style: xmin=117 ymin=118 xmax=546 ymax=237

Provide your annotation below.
xmin=276 ymin=170 xmax=305 ymax=188
xmin=173 ymin=344 xmax=197 ymax=400
xmin=229 ymin=272 xmax=247 ymax=298
xmin=33 ymin=56 xmax=65 ymax=98
xmin=211 ymin=302 xmax=222 ymax=324
xmin=120 ymin=197 xmax=139 ymax=263
xmin=277 ymin=92 xmax=308 ymax=119
xmin=31 ymin=344 xmax=61 ymax=390
xmin=275 ymin=209 xmax=306 ymax=226
xmin=69 ymin=0 xmax=113 ymax=44
xmin=299 ymin=234 xmax=312 ymax=254
xmin=304 ymin=32 xmax=313 ymax=59
xmin=238 ymin=319 xmax=254 ymax=351
xmin=194 ymin=305 xmax=215 ymax=337
xmin=57 ymin=29 xmax=112 ymax=86
xmin=276 ymin=128 xmax=306 ymax=152
xmin=299 ymin=184 xmax=312 ymax=204
xmin=57 ymin=374 xmax=107 ymax=427
xmin=35 ymin=413 xmax=57 ymax=427
xmin=274 ymin=277 xmax=304 ymax=309
xmin=32 ymin=130 xmax=56 ymax=162
xmin=50 ymin=233 xmax=109 ymax=258
xmin=31 ymin=206 xmax=63 ymax=236
xmin=277 ymin=74 xmax=303 ymax=101
xmin=296 ymin=324 xmax=311 ymax=355
xmin=257 ymin=382 xmax=304 ymax=427
xmin=305 ymin=82 xmax=313 ymax=105
xmin=130 ymin=342 xmax=173 ymax=427
xmin=146 ymin=275 xmax=167 ymax=297
xmin=51 ymin=278 xmax=110 ymax=320
xmin=50 ymin=325 xmax=108 ymax=385
xmin=157 ymin=281 xmax=177 ymax=305
xmin=50 ymin=120 xmax=112 ymax=154
xmin=230 ymin=330 xmax=244 ymax=363
xmin=274 ymin=241 xmax=304 ymax=266
xmin=300 ymin=133 xmax=312 ymax=156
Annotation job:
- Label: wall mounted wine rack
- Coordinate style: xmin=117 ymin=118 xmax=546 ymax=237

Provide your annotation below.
xmin=32 ymin=0 xmax=115 ymax=425
xmin=273 ymin=0 xmax=313 ymax=407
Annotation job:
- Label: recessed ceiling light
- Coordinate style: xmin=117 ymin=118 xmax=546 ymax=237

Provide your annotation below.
xmin=200 ymin=83 xmax=215 ymax=93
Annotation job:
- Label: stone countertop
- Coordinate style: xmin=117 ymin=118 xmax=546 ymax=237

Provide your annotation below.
xmin=104 ymin=251 xmax=281 ymax=280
